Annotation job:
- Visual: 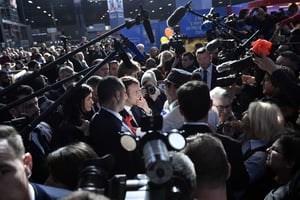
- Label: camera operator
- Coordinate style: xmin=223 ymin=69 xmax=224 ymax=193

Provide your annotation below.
xmin=244 ymin=6 xmax=279 ymax=40
xmin=141 ymin=69 xmax=166 ymax=116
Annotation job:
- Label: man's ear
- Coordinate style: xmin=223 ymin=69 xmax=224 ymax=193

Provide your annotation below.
xmin=114 ymin=90 xmax=120 ymax=101
xmin=23 ymin=153 xmax=33 ymax=177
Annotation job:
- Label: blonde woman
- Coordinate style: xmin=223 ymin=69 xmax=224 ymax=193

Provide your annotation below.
xmin=241 ymin=101 xmax=284 ymax=185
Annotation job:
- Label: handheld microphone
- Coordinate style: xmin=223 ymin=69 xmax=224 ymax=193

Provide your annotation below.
xmin=140 ymin=6 xmax=155 ymax=43
xmin=166 ymin=0 xmax=192 ymax=27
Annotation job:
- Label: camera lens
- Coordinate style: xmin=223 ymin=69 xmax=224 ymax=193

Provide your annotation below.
xmin=146 ymin=85 xmax=156 ymax=95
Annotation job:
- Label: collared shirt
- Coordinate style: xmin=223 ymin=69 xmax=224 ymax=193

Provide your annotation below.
xmin=102 ymin=107 xmax=135 ymax=136
xmin=200 ymin=65 xmax=213 ymax=90
xmin=101 ymin=107 xmax=123 ymax=121
xmin=124 ymin=105 xmax=138 ymax=126
xmin=29 ymin=183 xmax=35 ymax=200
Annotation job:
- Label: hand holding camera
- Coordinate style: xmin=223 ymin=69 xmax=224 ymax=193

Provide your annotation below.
xmin=142 ymin=85 xmax=160 ymax=102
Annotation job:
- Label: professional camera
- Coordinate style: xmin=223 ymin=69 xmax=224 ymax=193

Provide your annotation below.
xmin=215 ymin=73 xmax=243 ymax=87
xmin=168 ymin=25 xmax=187 ymax=55
xmin=78 ymin=115 xmax=191 ymax=200
xmin=224 ymin=13 xmax=239 ymax=28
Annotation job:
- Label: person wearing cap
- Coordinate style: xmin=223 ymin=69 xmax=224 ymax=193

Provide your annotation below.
xmin=162 ymin=68 xmax=192 ymax=133
xmin=140 ymin=69 xmax=166 ymax=116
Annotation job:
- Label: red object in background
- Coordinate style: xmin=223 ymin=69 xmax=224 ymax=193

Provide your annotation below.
xmin=252 ymin=39 xmax=273 ymax=56
xmin=248 ymin=0 xmax=299 ymax=8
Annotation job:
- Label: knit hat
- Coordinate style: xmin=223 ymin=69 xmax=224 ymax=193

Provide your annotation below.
xmin=141 ymin=69 xmax=157 ymax=86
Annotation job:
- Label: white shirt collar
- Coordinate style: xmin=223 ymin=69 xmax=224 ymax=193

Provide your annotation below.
xmin=101 ymin=107 xmax=122 ymax=121
xmin=29 ymin=183 xmax=35 ymax=200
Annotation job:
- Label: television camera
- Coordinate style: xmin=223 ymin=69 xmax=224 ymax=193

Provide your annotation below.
xmin=77 ymin=116 xmax=195 ymax=200
xmin=168 ymin=25 xmax=187 ymax=56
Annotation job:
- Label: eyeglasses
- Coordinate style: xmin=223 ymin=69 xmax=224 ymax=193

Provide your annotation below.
xmin=214 ymin=104 xmax=231 ymax=111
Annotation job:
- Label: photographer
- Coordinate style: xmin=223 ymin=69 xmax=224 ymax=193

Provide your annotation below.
xmin=141 ymin=69 xmax=166 ymax=116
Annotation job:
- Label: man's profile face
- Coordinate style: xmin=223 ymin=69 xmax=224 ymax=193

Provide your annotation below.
xmin=15 ymin=96 xmax=40 ymax=119
xmin=0 ymin=139 xmax=30 ymax=200
xmin=126 ymin=83 xmax=142 ymax=106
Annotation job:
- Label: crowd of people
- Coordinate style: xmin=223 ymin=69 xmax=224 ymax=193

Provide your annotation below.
xmin=0 ymin=3 xmax=300 ymax=200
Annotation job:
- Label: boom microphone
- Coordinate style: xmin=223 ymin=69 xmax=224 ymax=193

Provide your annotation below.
xmin=140 ymin=6 xmax=155 ymax=44
xmin=167 ymin=0 xmax=192 ymax=27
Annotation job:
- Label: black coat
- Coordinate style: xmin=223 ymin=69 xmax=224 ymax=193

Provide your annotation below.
xmin=180 ymin=123 xmax=249 ymax=200
xmin=88 ymin=109 xmax=144 ymax=177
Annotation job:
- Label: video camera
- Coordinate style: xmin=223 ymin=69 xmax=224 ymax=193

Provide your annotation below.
xmin=168 ymin=25 xmax=187 ymax=55
xmin=77 ymin=116 xmax=195 ymax=200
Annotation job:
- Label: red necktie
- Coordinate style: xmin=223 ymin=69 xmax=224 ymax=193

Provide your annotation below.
xmin=124 ymin=115 xmax=137 ymax=134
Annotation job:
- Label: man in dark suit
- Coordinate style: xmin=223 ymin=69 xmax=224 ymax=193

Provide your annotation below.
xmin=193 ymin=47 xmax=223 ymax=90
xmin=177 ymin=80 xmax=249 ymax=200
xmin=88 ymin=76 xmax=143 ymax=177
xmin=0 ymin=125 xmax=70 ymax=200
xmin=119 ymin=76 xmax=152 ymax=133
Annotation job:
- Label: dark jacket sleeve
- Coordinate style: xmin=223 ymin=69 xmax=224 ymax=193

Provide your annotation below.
xmin=271 ymin=69 xmax=300 ymax=106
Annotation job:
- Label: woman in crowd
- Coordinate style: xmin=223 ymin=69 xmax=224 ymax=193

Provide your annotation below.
xmin=52 ymin=84 xmax=93 ymax=148
xmin=241 ymin=101 xmax=284 ymax=184
xmin=264 ymin=128 xmax=300 ymax=200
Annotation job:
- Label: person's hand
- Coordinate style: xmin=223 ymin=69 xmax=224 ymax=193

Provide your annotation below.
xmin=136 ymin=96 xmax=152 ymax=115
xmin=141 ymin=85 xmax=160 ymax=102
xmin=241 ymin=74 xmax=256 ymax=85
xmin=253 ymin=54 xmax=280 ymax=74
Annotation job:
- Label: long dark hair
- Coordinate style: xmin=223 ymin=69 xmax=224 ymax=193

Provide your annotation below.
xmin=62 ymin=84 xmax=92 ymax=123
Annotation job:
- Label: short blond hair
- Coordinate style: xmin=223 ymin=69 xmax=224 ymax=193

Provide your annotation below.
xmin=248 ymin=101 xmax=284 ymax=142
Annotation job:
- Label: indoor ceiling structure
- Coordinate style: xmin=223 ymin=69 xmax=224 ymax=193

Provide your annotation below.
xmin=22 ymin=0 xmax=176 ymax=29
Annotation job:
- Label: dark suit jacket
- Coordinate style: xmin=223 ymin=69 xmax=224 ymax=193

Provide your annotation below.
xmin=88 ymin=109 xmax=144 ymax=177
xmin=45 ymin=86 xmax=65 ymax=101
xmin=193 ymin=65 xmax=228 ymax=90
xmin=119 ymin=105 xmax=145 ymax=127
xmin=30 ymin=183 xmax=70 ymax=200
xmin=180 ymin=123 xmax=249 ymax=200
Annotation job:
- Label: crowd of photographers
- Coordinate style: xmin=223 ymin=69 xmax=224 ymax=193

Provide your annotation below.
xmin=1 ymin=2 xmax=300 ymax=200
